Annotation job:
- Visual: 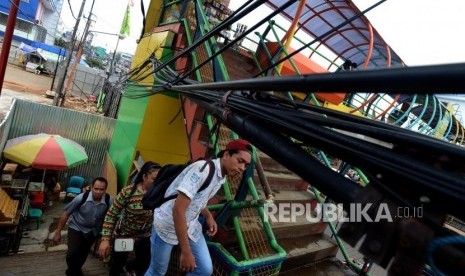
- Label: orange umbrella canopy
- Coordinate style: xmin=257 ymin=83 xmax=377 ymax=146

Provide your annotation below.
xmin=3 ymin=133 xmax=88 ymax=170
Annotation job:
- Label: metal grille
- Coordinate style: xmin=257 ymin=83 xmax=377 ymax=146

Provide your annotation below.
xmin=212 ymin=256 xmax=229 ymax=276
xmin=212 ymin=247 xmax=281 ymax=276
xmin=239 ymin=264 xmax=280 ymax=276
xmin=54 ymin=63 xmax=106 ymax=100
xmin=101 ymin=81 xmax=123 ymax=119
xmin=239 ymin=208 xmax=274 ymax=258
xmin=214 ymin=123 xmax=275 ymax=259
xmin=186 ymin=2 xmax=215 ymax=83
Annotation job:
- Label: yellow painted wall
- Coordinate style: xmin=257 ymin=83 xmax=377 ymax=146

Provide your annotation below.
xmin=132 ymin=30 xmax=189 ymax=166
xmin=144 ymin=0 xmax=164 ymax=36
xmin=130 ymin=31 xmax=175 ymax=85
xmin=137 ymin=94 xmax=190 ymax=166
xmin=110 ymin=30 xmax=184 ymax=189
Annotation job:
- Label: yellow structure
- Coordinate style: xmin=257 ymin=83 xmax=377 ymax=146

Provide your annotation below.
xmin=109 ymin=29 xmax=189 ymax=188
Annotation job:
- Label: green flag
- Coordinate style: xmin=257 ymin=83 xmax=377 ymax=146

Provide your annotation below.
xmin=120 ymin=4 xmax=131 ymax=36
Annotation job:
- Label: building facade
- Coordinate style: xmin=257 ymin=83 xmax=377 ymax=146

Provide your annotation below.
xmin=0 ymin=0 xmax=64 ymax=45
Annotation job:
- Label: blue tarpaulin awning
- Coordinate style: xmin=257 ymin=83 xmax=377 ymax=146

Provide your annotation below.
xmin=19 ymin=43 xmax=37 ymax=53
xmin=19 ymin=42 xmax=64 ymax=62
xmin=30 ymin=41 xmax=66 ymax=56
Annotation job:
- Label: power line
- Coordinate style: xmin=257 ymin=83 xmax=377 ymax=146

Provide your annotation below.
xmin=57 ymin=0 xmax=97 ymax=107
xmin=67 ymin=0 xmax=77 ymax=20
xmin=53 ymin=0 xmax=89 ymax=105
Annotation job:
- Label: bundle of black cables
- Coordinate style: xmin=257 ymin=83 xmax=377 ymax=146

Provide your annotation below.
xmin=149 ymin=59 xmax=465 ymax=224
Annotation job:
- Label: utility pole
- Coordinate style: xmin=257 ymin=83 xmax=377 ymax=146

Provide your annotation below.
xmin=59 ymin=13 xmax=95 ymax=106
xmin=110 ymin=36 xmax=122 ymax=76
xmin=0 ymin=0 xmax=21 ymax=95
xmin=53 ymin=0 xmax=88 ymax=106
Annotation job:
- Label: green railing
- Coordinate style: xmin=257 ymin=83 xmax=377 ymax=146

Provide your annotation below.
xmin=166 ymin=1 xmax=286 ymax=274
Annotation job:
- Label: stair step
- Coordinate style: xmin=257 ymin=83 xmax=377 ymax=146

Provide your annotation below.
xmin=257 ymin=151 xmax=290 ymax=173
xmin=268 ymin=190 xmax=326 ymax=238
xmin=271 ymin=189 xmax=316 ymax=204
xmin=271 ymin=218 xmax=328 ymax=240
xmin=222 ymin=48 xmax=258 ymax=80
xmin=254 ymin=171 xmax=308 ymax=191
xmin=279 ymin=235 xmax=339 ymax=272
xmin=280 ymin=258 xmax=356 ymax=276
xmin=215 ymin=191 xmax=327 ymax=244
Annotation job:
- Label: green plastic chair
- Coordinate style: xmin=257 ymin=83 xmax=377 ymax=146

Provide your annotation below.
xmin=28 ymin=206 xmax=43 ymax=230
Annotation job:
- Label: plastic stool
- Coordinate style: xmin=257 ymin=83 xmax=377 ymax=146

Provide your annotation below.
xmin=28 ymin=207 xmax=43 ymax=230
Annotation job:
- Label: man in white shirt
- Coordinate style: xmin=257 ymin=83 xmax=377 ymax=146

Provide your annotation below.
xmin=145 ymin=139 xmax=253 ymax=276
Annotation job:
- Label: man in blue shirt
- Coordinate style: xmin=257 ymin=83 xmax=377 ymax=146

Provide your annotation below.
xmin=53 ymin=177 xmax=111 ymax=276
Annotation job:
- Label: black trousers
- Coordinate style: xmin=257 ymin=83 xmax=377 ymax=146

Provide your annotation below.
xmin=66 ymin=228 xmax=97 ymax=276
xmin=109 ymin=236 xmax=151 ymax=276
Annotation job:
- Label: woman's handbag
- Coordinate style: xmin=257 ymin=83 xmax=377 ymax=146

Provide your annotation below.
xmin=114 ymin=237 xmax=134 ymax=252
xmin=113 ymin=209 xmax=134 ymax=252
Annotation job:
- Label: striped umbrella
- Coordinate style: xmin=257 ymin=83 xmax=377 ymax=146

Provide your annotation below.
xmin=3 ymin=133 xmax=88 ymax=170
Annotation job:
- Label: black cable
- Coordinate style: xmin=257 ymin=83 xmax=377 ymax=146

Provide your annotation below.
xmin=257 ymin=95 xmax=465 ymax=161
xmin=151 ymin=60 xmax=464 ymax=190
xmin=67 ymin=0 xmax=77 ymax=20
xmin=138 ymin=0 xmax=146 ymax=43
xmin=149 ymin=73 xmax=460 ymax=218
xmin=188 ymin=91 xmax=465 ymax=218
xmin=168 ymin=62 xmax=465 ymax=93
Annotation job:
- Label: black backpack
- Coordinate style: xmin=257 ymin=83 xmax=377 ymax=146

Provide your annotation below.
xmin=142 ymin=160 xmax=215 ymax=210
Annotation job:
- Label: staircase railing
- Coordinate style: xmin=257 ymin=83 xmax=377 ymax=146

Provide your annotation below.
xmin=170 ymin=1 xmax=286 ymax=274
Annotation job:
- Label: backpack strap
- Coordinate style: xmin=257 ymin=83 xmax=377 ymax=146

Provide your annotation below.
xmin=198 ymin=160 xmax=215 ymax=193
xmin=69 ymin=191 xmax=111 ymax=215
xmin=104 ymin=193 xmax=110 ymax=209
xmin=164 ymin=160 xmax=215 ymax=203
xmin=68 ymin=191 xmax=90 ymax=215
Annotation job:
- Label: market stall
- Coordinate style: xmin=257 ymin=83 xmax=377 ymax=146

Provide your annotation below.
xmin=0 ymin=133 xmax=88 ymax=255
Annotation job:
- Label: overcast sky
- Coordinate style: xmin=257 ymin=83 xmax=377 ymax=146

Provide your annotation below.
xmin=351 ymin=0 xmax=465 ymax=66
xmin=61 ymin=0 xmax=150 ymax=54
xmin=61 ymin=0 xmax=465 ymax=66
